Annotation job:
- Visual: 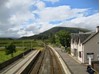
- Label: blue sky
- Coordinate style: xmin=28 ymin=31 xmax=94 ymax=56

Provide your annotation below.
xmin=44 ymin=0 xmax=99 ymax=10
xmin=0 ymin=0 xmax=99 ymax=37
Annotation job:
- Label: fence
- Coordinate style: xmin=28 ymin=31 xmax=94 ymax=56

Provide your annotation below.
xmin=0 ymin=49 xmax=34 ymax=70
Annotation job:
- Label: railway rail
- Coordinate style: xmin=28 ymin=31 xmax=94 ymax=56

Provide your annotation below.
xmin=0 ymin=45 xmax=70 ymax=74
xmin=29 ymin=46 xmax=65 ymax=74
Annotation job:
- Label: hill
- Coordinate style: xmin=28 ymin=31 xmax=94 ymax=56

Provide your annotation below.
xmin=20 ymin=27 xmax=90 ymax=40
xmin=0 ymin=38 xmax=14 ymax=40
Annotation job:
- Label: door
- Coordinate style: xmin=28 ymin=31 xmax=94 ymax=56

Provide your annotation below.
xmin=74 ymin=49 xmax=77 ymax=57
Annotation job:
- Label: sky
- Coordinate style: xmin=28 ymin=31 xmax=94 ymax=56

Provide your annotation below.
xmin=0 ymin=0 xmax=99 ymax=38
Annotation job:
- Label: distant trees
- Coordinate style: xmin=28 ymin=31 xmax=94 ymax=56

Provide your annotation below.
xmin=56 ymin=30 xmax=70 ymax=49
xmin=49 ymin=35 xmax=56 ymax=44
xmin=5 ymin=42 xmax=16 ymax=57
xmin=49 ymin=30 xmax=71 ymax=50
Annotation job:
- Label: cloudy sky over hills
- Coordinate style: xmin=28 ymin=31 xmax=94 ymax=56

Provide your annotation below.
xmin=0 ymin=0 xmax=99 ymax=37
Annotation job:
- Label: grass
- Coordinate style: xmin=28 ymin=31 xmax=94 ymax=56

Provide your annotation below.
xmin=0 ymin=40 xmax=44 ymax=63
xmin=0 ymin=49 xmax=24 ymax=63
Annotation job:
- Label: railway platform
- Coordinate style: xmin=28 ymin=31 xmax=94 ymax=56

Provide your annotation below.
xmin=0 ymin=50 xmax=40 ymax=74
xmin=52 ymin=46 xmax=89 ymax=74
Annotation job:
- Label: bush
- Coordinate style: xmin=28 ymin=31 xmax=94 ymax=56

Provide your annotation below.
xmin=66 ymin=47 xmax=71 ymax=54
xmin=5 ymin=43 xmax=16 ymax=57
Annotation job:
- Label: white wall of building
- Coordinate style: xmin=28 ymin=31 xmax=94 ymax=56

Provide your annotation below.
xmin=78 ymin=40 xmax=83 ymax=63
xmin=71 ymin=42 xmax=74 ymax=56
xmin=71 ymin=40 xmax=78 ymax=56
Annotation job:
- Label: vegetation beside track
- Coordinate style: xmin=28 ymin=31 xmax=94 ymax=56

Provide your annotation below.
xmin=0 ymin=40 xmax=44 ymax=63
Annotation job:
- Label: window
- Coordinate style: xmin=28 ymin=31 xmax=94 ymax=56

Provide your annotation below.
xmin=79 ymin=51 xmax=81 ymax=58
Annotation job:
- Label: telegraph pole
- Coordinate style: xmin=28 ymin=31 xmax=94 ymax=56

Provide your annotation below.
xmin=23 ymin=40 xmax=24 ymax=57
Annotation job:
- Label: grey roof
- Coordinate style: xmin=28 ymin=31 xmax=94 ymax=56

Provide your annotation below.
xmin=71 ymin=32 xmax=91 ymax=44
xmin=82 ymin=32 xmax=99 ymax=44
xmin=71 ymin=26 xmax=99 ymax=44
xmin=71 ymin=31 xmax=99 ymax=44
xmin=78 ymin=33 xmax=91 ymax=43
xmin=71 ymin=33 xmax=79 ymax=44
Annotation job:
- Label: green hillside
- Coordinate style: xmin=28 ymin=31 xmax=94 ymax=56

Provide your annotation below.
xmin=20 ymin=26 xmax=90 ymax=40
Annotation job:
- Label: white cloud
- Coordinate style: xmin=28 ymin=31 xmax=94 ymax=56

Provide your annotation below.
xmin=61 ymin=13 xmax=99 ymax=30
xmin=25 ymin=22 xmax=54 ymax=34
xmin=33 ymin=6 xmax=88 ymax=23
xmin=0 ymin=0 xmax=99 ymax=38
xmin=35 ymin=1 xmax=46 ymax=10
xmin=0 ymin=0 xmax=37 ymax=37
xmin=9 ymin=11 xmax=34 ymax=25
xmin=5 ymin=0 xmax=33 ymax=9
xmin=25 ymin=23 xmax=40 ymax=33
xmin=17 ymin=30 xmax=34 ymax=37
xmin=38 ymin=22 xmax=55 ymax=33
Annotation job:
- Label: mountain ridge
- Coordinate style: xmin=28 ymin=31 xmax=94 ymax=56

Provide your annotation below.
xmin=19 ymin=26 xmax=90 ymax=40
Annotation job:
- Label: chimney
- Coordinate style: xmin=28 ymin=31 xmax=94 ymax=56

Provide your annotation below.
xmin=96 ymin=26 xmax=99 ymax=32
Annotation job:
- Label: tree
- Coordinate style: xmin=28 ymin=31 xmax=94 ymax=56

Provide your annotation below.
xmin=56 ymin=30 xmax=70 ymax=51
xmin=49 ymin=35 xmax=56 ymax=44
xmin=5 ymin=42 xmax=16 ymax=57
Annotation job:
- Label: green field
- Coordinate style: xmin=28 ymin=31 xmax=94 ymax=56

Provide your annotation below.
xmin=0 ymin=40 xmax=44 ymax=63
xmin=0 ymin=48 xmax=24 ymax=63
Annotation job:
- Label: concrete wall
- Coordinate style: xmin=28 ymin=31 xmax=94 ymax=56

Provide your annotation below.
xmin=84 ymin=33 xmax=99 ymax=63
xmin=71 ymin=40 xmax=78 ymax=56
xmin=71 ymin=39 xmax=74 ymax=56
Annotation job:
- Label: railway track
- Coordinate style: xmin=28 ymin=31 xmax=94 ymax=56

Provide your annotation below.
xmin=49 ymin=47 xmax=65 ymax=74
xmin=29 ymin=46 xmax=65 ymax=74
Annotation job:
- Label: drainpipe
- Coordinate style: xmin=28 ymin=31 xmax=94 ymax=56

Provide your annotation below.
xmin=82 ymin=45 xmax=84 ymax=63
